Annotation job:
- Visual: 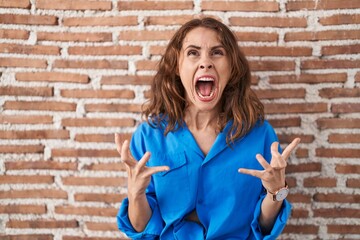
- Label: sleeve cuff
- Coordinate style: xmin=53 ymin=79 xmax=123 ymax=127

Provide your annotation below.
xmin=251 ymin=195 xmax=292 ymax=240
xmin=117 ymin=195 xmax=164 ymax=239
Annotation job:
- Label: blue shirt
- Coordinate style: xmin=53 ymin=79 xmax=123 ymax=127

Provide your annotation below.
xmin=117 ymin=120 xmax=291 ymax=240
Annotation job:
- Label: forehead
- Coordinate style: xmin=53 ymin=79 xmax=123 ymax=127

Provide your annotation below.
xmin=182 ymin=27 xmax=222 ymax=48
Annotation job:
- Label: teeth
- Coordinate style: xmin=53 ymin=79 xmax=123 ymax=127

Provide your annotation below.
xmin=198 ymin=77 xmax=214 ymax=81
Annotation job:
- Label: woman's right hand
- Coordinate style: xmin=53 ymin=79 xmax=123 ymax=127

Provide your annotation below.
xmin=115 ymin=133 xmax=169 ymax=198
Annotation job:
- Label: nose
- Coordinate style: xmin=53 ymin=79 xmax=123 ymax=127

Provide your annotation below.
xmin=199 ymin=63 xmax=213 ymax=69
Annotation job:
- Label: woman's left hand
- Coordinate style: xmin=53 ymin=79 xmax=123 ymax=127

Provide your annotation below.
xmin=238 ymin=138 xmax=301 ymax=193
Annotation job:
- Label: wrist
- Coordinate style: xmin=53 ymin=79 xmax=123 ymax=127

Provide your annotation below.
xmin=265 ymin=181 xmax=289 ymax=202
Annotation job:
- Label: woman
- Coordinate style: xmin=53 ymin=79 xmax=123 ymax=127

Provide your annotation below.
xmin=116 ymin=17 xmax=300 ymax=239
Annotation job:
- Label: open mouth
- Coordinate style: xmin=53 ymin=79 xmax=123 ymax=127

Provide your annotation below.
xmin=195 ymin=76 xmax=216 ymax=100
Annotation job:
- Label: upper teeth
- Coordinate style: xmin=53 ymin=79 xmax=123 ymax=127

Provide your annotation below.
xmin=198 ymin=77 xmax=214 ymax=81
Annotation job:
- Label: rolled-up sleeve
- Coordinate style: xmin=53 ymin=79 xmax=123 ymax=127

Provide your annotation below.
xmin=117 ymin=192 xmax=164 ymax=239
xmin=251 ymin=194 xmax=292 ymax=240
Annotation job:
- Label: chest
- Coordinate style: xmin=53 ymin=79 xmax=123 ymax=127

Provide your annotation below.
xmin=189 ymin=128 xmax=218 ymax=156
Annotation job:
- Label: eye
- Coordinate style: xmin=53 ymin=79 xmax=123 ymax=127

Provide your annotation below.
xmin=212 ymin=49 xmax=225 ymax=56
xmin=187 ymin=49 xmax=199 ymax=56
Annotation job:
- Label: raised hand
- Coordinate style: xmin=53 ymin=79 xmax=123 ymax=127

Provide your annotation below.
xmin=115 ymin=133 xmax=169 ymax=197
xmin=238 ymin=138 xmax=300 ymax=193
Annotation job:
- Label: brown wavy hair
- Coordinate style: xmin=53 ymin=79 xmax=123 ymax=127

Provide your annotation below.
xmin=143 ymin=17 xmax=264 ymax=144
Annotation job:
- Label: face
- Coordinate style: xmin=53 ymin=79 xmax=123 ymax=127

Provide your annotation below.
xmin=178 ymin=27 xmax=231 ymax=113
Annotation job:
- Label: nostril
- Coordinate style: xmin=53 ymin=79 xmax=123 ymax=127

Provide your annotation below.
xmin=208 ymin=65 xmax=212 ymax=69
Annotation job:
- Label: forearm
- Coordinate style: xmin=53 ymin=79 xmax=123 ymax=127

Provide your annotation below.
xmin=259 ymin=192 xmax=283 ymax=234
xmin=128 ymin=193 xmax=152 ymax=232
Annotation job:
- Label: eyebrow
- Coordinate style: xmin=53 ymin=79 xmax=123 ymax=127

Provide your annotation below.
xmin=184 ymin=44 xmax=225 ymax=50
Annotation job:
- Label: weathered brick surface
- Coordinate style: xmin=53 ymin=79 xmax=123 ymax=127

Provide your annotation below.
xmin=0 ymin=1 xmax=359 ymax=239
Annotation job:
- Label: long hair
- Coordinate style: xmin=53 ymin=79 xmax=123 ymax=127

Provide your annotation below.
xmin=143 ymin=17 xmax=264 ymax=144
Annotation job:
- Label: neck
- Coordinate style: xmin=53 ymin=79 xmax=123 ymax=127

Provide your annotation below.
xmin=184 ymin=107 xmax=220 ymax=131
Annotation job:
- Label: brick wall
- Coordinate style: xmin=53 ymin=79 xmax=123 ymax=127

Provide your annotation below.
xmin=0 ymin=0 xmax=359 ymax=239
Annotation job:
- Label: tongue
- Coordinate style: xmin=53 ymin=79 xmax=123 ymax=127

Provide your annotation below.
xmin=197 ymin=81 xmax=213 ymax=96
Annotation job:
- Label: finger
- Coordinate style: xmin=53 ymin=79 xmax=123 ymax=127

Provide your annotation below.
xmin=238 ymin=168 xmax=263 ymax=179
xmin=256 ymin=154 xmax=271 ymax=170
xmin=281 ymin=138 xmax=301 ymax=160
xmin=137 ymin=151 xmax=151 ymax=169
xmin=114 ymin=133 xmax=122 ymax=154
xmin=143 ymin=165 xmax=170 ymax=178
xmin=120 ymin=139 xmax=137 ymax=167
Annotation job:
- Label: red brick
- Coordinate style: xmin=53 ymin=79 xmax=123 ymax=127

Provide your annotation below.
xmin=7 ymin=219 xmax=78 ymax=229
xmin=331 ymin=103 xmax=360 ymax=113
xmin=347 ymin=179 xmax=360 ymax=188
xmin=287 ymin=163 xmax=321 ymax=173
xmin=327 ymin=224 xmax=360 ymax=234
xmin=0 ymin=29 xmax=29 ymax=39
xmin=63 ymin=16 xmax=138 ymax=26
xmin=85 ymin=221 xmax=119 ymax=231
xmin=145 ymin=15 xmax=194 ymax=26
xmin=37 ymin=0 xmax=111 ymax=10
xmin=61 ymin=89 xmax=135 ymax=99
xmin=0 ymin=189 xmax=67 ymax=199
xmin=265 ymin=103 xmax=327 ymax=114
xmin=320 ymin=14 xmax=360 ymax=25
xmin=6 ymin=160 xmax=77 ymax=171
xmin=62 ymin=176 xmax=126 ymax=187
xmin=0 ymin=235 xmax=53 ymax=240
xmin=75 ymin=193 xmax=126 ymax=204
xmin=314 ymin=208 xmax=360 ymax=218
xmin=235 ymin=32 xmax=278 ymax=42
xmin=0 ymin=43 xmax=60 ymax=55
xmin=268 ymin=117 xmax=301 ymax=128
xmin=286 ymin=0 xmax=360 ymax=11
xmin=16 ymin=72 xmax=89 ymax=83
xmin=230 ymin=17 xmax=307 ymax=27
xmin=54 ymin=59 xmax=127 ymax=69
xmin=63 ymin=236 xmax=126 ymax=240
xmin=269 ymin=73 xmax=347 ymax=84
xmin=322 ymin=44 xmax=360 ymax=55
xmin=356 ymin=72 xmax=360 ymax=82
xmin=0 ymin=130 xmax=69 ymax=139
xmin=287 ymin=193 xmax=312 ymax=203
xmin=4 ymin=101 xmax=76 ymax=112
xmin=301 ymin=59 xmax=360 ymax=69
xmin=75 ymin=133 xmax=131 ymax=143
xmin=0 ymin=204 xmax=46 ymax=214
xmin=85 ymin=103 xmax=143 ymax=113
xmin=0 ymin=175 xmax=54 ymax=184
xmin=38 ymin=32 xmax=112 ymax=42
xmin=120 ymin=30 xmax=175 ymax=41
xmin=255 ymin=89 xmax=305 ymax=99
xmin=136 ymin=60 xmax=159 ymax=71
xmin=291 ymin=208 xmax=309 ymax=218
xmin=0 ymin=0 xmax=30 ymax=8
xmin=283 ymin=224 xmax=318 ymax=234
xmin=52 ymin=148 xmax=118 ymax=158
xmin=62 ymin=118 xmax=135 ymax=127
xmin=118 ymin=1 xmax=193 ymax=10
xmin=83 ymin=162 xmax=126 ymax=172
xmin=0 ymin=115 xmax=53 ymax=124
xmin=336 ymin=164 xmax=360 ymax=174
xmin=202 ymin=1 xmax=279 ymax=12
xmin=303 ymin=177 xmax=337 ymax=188
xmin=329 ymin=134 xmax=360 ymax=143
xmin=55 ymin=206 xmax=117 ymax=217
xmin=0 ymin=14 xmax=57 ymax=25
xmin=101 ymin=75 xmax=153 ymax=85
xmin=317 ymin=118 xmax=360 ymax=129
xmin=285 ymin=30 xmax=360 ymax=41
xmin=295 ymin=148 xmax=309 ymax=158
xmin=0 ymin=86 xmax=53 ymax=97
xmin=242 ymin=46 xmax=312 ymax=56
xmin=278 ymin=134 xmax=314 ymax=144
xmin=0 ymin=145 xmax=44 ymax=154
xmin=249 ymin=61 xmax=295 ymax=71
xmin=314 ymin=193 xmax=360 ymax=203
xmin=316 ymin=148 xmax=360 ymax=158
xmin=319 ymin=88 xmax=360 ymax=98
xmin=68 ymin=45 xmax=142 ymax=56
xmin=0 ymin=57 xmax=47 ymax=68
